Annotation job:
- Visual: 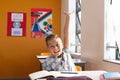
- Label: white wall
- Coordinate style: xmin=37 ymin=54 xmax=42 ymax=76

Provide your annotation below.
xmin=81 ymin=0 xmax=120 ymax=71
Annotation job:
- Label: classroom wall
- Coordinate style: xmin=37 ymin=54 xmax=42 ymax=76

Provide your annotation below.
xmin=1 ymin=0 xmax=120 ymax=79
xmin=81 ymin=0 xmax=120 ymax=72
xmin=0 ymin=0 xmax=61 ymax=78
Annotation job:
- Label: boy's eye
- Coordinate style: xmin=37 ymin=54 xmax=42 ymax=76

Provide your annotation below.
xmin=49 ymin=46 xmax=54 ymax=48
xmin=49 ymin=44 xmax=59 ymax=48
xmin=56 ymin=44 xmax=59 ymax=47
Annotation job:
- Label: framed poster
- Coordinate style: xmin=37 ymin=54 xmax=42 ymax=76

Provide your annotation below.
xmin=7 ymin=12 xmax=26 ymax=37
xmin=31 ymin=8 xmax=52 ymax=38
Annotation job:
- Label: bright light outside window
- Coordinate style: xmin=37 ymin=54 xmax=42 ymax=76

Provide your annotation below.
xmin=75 ymin=0 xmax=81 ymax=53
xmin=104 ymin=0 xmax=120 ymax=61
xmin=62 ymin=0 xmax=81 ymax=54
xmin=70 ymin=0 xmax=81 ymax=53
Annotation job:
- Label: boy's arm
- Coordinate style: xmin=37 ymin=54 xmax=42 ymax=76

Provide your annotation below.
xmin=64 ymin=11 xmax=74 ymax=49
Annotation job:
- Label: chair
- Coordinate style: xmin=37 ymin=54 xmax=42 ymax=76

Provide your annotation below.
xmin=40 ymin=52 xmax=50 ymax=56
xmin=76 ymin=65 xmax=82 ymax=71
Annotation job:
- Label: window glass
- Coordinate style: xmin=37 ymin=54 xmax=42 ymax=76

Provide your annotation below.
xmin=62 ymin=0 xmax=81 ymax=54
xmin=70 ymin=0 xmax=81 ymax=53
xmin=104 ymin=0 xmax=120 ymax=61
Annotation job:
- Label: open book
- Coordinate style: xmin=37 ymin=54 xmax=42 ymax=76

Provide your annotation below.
xmin=29 ymin=70 xmax=92 ymax=80
xmin=103 ymin=72 xmax=120 ymax=79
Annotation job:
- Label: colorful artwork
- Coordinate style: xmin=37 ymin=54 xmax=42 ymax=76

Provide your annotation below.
xmin=31 ymin=8 xmax=52 ymax=38
xmin=7 ymin=12 xmax=26 ymax=36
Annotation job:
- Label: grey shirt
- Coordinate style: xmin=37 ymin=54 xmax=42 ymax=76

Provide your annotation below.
xmin=42 ymin=49 xmax=76 ymax=71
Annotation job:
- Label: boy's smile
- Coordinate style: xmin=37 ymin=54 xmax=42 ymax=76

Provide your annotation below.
xmin=47 ymin=38 xmax=63 ymax=57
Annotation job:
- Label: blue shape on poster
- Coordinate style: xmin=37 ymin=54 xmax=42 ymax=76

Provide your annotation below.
xmin=13 ymin=22 xmax=21 ymax=28
xmin=48 ymin=24 xmax=52 ymax=31
xmin=32 ymin=22 xmax=39 ymax=32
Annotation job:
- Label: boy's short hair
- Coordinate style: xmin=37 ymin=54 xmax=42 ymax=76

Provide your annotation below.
xmin=45 ymin=34 xmax=59 ymax=46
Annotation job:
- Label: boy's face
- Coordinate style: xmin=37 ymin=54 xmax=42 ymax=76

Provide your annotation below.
xmin=47 ymin=37 xmax=63 ymax=57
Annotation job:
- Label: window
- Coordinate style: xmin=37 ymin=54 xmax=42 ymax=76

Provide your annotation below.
xmin=69 ymin=0 xmax=81 ymax=54
xmin=75 ymin=0 xmax=81 ymax=53
xmin=61 ymin=0 xmax=81 ymax=54
xmin=104 ymin=0 xmax=120 ymax=63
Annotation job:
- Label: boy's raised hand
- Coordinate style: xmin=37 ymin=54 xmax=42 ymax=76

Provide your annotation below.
xmin=64 ymin=11 xmax=75 ymax=16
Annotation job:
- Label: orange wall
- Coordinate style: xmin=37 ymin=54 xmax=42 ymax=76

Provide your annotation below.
xmin=0 ymin=0 xmax=61 ymax=78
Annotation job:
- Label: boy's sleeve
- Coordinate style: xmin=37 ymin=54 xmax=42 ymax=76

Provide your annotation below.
xmin=41 ymin=58 xmax=52 ymax=71
xmin=67 ymin=53 xmax=77 ymax=71
xmin=63 ymin=48 xmax=77 ymax=71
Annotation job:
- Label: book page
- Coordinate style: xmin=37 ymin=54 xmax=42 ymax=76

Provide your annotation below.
xmin=29 ymin=70 xmax=54 ymax=80
xmin=29 ymin=70 xmax=106 ymax=80
xmin=50 ymin=71 xmax=80 ymax=78
xmin=29 ymin=70 xmax=80 ymax=80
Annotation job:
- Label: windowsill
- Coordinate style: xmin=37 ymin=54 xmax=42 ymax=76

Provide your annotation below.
xmin=104 ymin=59 xmax=120 ymax=64
xmin=71 ymin=53 xmax=81 ymax=59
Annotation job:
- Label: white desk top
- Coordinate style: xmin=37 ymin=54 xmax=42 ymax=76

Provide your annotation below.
xmin=77 ymin=70 xmax=106 ymax=80
xmin=36 ymin=55 xmax=48 ymax=59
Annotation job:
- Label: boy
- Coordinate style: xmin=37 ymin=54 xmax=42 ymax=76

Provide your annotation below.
xmin=42 ymin=11 xmax=76 ymax=71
